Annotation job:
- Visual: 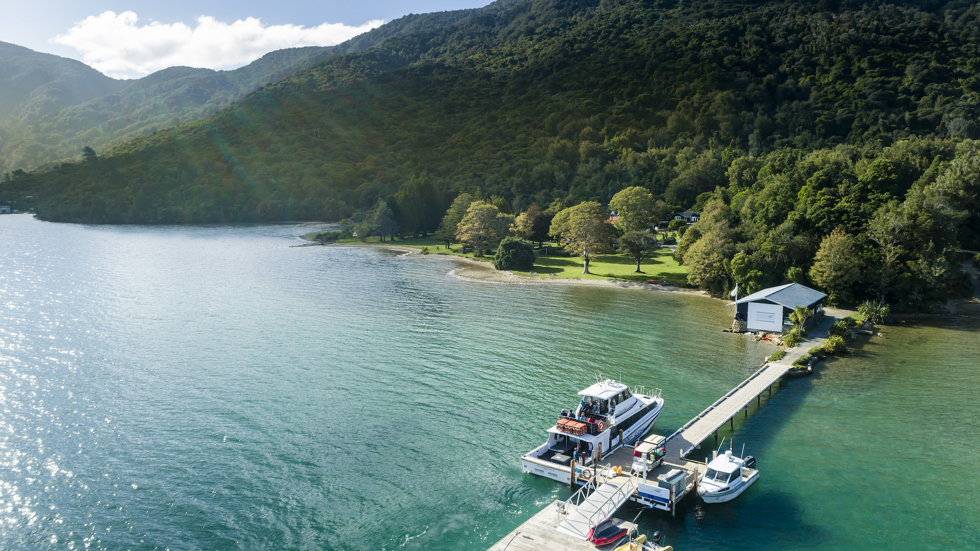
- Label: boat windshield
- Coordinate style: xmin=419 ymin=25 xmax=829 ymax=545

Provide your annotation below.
xmin=704 ymin=468 xmax=732 ymax=482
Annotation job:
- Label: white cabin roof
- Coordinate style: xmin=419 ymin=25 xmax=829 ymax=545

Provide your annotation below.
xmin=707 ymin=451 xmax=742 ymax=473
xmin=578 ymin=379 xmax=628 ymax=400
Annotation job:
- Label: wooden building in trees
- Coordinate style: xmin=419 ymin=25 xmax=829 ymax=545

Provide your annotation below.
xmin=728 ymin=283 xmax=826 ymax=333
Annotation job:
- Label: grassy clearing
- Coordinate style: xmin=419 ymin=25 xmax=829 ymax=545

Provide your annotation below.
xmin=306 ymin=234 xmax=689 ymax=286
xmin=512 ymin=249 xmax=688 ymax=286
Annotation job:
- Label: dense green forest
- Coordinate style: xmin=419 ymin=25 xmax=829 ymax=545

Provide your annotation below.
xmin=0 ymin=6 xmax=492 ymax=173
xmin=3 ymin=0 xmax=978 ymax=306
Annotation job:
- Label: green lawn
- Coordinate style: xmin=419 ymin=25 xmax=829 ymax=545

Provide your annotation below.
xmin=304 ymin=233 xmax=689 ymax=286
xmin=516 ymin=248 xmax=688 ymax=286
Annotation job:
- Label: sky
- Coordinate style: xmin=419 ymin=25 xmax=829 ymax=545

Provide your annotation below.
xmin=2 ymin=0 xmax=490 ymax=79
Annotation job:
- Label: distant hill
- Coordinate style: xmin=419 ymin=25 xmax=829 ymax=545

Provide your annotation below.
xmin=0 ymin=41 xmax=125 ymax=121
xmin=0 ymin=6 xmax=489 ymax=172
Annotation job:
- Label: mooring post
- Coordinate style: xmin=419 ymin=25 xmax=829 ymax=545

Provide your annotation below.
xmin=598 ymin=443 xmax=602 ymax=462
xmin=670 ymin=485 xmax=675 ymax=518
xmin=570 ymin=459 xmax=576 ymax=489
xmin=620 ymin=429 xmax=624 ymax=449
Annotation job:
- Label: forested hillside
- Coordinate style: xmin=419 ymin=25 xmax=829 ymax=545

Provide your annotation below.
xmin=0 ymin=41 xmax=125 ymax=121
xmin=4 ymin=0 xmax=979 ymax=306
xmin=0 ymin=6 xmax=492 ymax=172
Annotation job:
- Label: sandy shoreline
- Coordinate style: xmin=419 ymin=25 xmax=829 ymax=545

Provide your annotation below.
xmin=314 ymin=241 xmax=711 ymax=297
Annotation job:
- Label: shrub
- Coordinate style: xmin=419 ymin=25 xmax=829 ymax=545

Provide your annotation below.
xmin=858 ymin=299 xmax=892 ymax=324
xmin=808 ymin=346 xmax=825 ymax=357
xmin=420 ymin=247 xmax=430 ymax=255
xmin=494 ymin=237 xmax=536 ymax=270
xmin=829 ymin=320 xmax=851 ymax=337
xmin=313 ymin=231 xmax=341 ymax=243
xmin=783 ymin=332 xmax=802 ymax=348
xmin=768 ymin=349 xmax=786 ymax=362
xmin=823 ymin=335 xmax=847 ymax=354
xmin=792 ymin=354 xmax=811 ymax=368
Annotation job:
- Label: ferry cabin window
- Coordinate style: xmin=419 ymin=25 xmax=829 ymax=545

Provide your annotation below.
xmin=729 ymin=469 xmax=741 ymax=482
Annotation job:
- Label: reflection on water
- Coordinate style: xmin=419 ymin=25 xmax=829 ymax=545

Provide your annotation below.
xmin=0 ymin=215 xmax=977 ymax=550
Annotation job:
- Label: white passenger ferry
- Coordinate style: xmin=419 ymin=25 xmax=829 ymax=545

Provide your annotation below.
xmin=521 ymin=379 xmax=664 ymax=484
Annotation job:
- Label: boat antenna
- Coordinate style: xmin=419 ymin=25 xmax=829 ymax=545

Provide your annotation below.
xmin=741 ymin=443 xmax=745 ymax=458
xmin=730 ymin=438 xmax=734 ymax=452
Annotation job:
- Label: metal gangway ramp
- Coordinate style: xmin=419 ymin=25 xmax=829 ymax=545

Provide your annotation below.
xmin=555 ymin=472 xmax=638 ymax=540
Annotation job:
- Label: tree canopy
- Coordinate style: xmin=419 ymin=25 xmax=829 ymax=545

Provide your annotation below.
xmin=455 ymin=201 xmax=513 ymax=257
xmin=551 ymin=201 xmax=616 ymax=274
xmin=609 ymin=187 xmax=658 ymax=233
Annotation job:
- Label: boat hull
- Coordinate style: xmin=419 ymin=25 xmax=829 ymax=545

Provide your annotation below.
xmin=698 ymin=471 xmax=759 ymax=503
xmin=520 ymin=456 xmax=571 ymax=484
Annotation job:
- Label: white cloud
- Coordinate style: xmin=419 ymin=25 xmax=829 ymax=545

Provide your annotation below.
xmin=51 ymin=11 xmax=384 ymax=79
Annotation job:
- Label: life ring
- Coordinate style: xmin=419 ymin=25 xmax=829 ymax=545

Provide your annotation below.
xmin=597 ymin=421 xmax=604 ymax=431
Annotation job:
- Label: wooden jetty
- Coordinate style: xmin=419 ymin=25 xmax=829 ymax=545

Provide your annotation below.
xmin=487 ymin=500 xmax=636 ymax=551
xmin=485 ymin=315 xmax=837 ymax=550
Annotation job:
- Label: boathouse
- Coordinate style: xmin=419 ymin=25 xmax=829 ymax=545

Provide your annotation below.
xmin=728 ymin=283 xmax=826 ymax=333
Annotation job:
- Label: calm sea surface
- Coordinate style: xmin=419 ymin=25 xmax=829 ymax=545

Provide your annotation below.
xmin=0 ymin=215 xmax=977 ymax=550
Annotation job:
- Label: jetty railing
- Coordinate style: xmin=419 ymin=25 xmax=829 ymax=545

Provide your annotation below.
xmin=584 ymin=471 xmax=639 ymax=534
xmin=556 ymin=472 xmax=599 ymax=522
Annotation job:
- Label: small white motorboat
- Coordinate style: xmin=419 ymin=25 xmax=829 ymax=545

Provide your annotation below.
xmin=697 ymin=444 xmax=759 ymax=503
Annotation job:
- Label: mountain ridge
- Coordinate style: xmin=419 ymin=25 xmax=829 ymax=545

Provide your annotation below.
xmin=0 ymin=3 xmax=501 ymax=172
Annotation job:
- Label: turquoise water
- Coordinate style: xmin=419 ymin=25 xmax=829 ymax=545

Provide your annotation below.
xmin=0 ymin=215 xmax=977 ymax=550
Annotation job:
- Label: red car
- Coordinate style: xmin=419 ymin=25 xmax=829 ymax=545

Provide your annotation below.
xmin=588 ymin=518 xmax=629 ymax=546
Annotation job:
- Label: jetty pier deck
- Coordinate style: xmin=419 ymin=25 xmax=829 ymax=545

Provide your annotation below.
xmin=487 ymin=500 xmax=636 ymax=551
xmin=486 ymin=314 xmax=838 ymax=550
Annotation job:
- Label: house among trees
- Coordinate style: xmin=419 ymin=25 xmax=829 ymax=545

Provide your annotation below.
xmin=0 ymin=205 xmax=10 ymax=214
xmin=674 ymin=211 xmax=700 ymax=223
xmin=728 ymin=283 xmax=826 ymax=333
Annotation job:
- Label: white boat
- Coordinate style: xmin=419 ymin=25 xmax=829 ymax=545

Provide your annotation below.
xmin=697 ymin=446 xmax=759 ymax=503
xmin=521 ymin=379 xmax=664 ymax=484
